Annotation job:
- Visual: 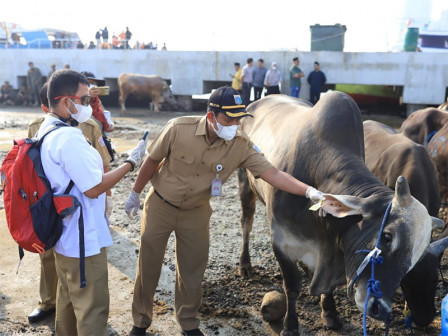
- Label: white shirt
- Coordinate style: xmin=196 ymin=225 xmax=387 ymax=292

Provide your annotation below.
xmin=37 ymin=115 xmax=112 ymax=258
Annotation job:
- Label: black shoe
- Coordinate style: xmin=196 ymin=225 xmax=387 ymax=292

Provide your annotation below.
xmin=181 ymin=329 xmax=204 ymax=336
xmin=28 ymin=307 xmax=55 ymax=323
xmin=129 ymin=326 xmax=147 ymax=336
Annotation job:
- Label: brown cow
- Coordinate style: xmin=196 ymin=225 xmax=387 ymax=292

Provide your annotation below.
xmin=399 ymin=107 xmax=448 ymax=145
xmin=428 ymin=125 xmax=448 ymax=206
xmin=118 ymin=73 xmax=178 ymax=113
xmin=364 ymin=120 xmax=441 ymax=216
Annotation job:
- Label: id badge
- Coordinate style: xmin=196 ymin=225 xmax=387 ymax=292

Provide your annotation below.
xmin=211 ymin=178 xmax=223 ymax=197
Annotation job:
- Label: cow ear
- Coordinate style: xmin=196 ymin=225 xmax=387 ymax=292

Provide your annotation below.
xmin=432 ymin=217 xmax=445 ymax=230
xmin=321 ymin=194 xmax=369 ymax=218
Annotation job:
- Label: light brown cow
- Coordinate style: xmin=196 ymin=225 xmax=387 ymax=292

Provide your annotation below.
xmin=118 ymin=73 xmax=178 ymax=113
xmin=439 ymin=99 xmax=448 ymax=111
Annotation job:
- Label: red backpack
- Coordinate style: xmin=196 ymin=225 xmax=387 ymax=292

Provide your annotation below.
xmin=0 ymin=122 xmax=86 ymax=286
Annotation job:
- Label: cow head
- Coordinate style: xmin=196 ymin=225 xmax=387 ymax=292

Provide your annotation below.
xmin=321 ymin=176 xmax=445 ymax=322
xmin=400 ymin=230 xmax=448 ymax=327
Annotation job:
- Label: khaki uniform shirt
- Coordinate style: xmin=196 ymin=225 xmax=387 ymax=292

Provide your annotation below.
xmin=28 ymin=116 xmax=112 ymax=166
xmin=148 ymin=115 xmax=273 ymax=209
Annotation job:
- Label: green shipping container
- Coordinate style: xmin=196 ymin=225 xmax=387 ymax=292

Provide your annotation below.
xmin=404 ymin=27 xmax=419 ymax=52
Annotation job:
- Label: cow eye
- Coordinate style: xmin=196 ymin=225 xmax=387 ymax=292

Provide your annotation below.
xmin=382 ymin=233 xmax=392 ymax=244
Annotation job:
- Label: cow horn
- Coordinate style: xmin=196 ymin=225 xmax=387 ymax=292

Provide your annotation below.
xmin=426 ymin=236 xmax=448 ymax=257
xmin=394 ymin=176 xmax=412 ymax=207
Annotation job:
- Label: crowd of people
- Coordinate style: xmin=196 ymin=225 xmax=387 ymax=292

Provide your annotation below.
xmin=1 ymin=63 xmax=70 ymax=107
xmin=230 ymin=57 xmax=327 ymax=105
xmin=88 ymin=26 xmax=165 ymax=50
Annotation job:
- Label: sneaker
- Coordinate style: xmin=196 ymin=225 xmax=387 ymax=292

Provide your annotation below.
xmin=181 ymin=329 xmax=204 ymax=336
xmin=129 ymin=326 xmax=147 ymax=336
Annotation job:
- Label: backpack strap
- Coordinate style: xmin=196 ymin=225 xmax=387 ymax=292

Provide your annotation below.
xmin=78 ymin=206 xmax=86 ymax=288
xmin=36 ymin=121 xmax=69 ymax=146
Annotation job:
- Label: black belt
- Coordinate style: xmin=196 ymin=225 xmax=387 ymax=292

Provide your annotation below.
xmin=154 ymin=189 xmax=179 ymax=209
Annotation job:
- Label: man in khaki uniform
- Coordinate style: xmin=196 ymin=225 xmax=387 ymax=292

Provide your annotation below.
xmin=125 ymin=86 xmax=325 ymax=336
xmin=27 ymin=82 xmax=112 ymax=324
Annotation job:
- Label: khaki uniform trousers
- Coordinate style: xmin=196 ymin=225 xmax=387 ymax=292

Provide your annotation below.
xmin=54 ymin=248 xmax=109 ymax=336
xmin=132 ymin=188 xmax=212 ymax=331
xmin=38 ymin=249 xmax=58 ymax=310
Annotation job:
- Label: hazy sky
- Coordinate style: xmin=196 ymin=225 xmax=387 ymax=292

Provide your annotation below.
xmin=2 ymin=0 xmax=448 ymax=51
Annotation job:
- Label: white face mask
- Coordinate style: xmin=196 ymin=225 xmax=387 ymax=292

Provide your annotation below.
xmin=272 ymin=66 xmax=277 ymax=70
xmin=213 ymin=114 xmax=238 ymax=141
xmin=68 ymin=99 xmax=92 ymax=123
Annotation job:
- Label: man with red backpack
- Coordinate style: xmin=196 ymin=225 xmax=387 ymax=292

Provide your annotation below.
xmin=31 ymin=69 xmax=147 ymax=335
xmin=26 ymin=82 xmax=113 ymax=324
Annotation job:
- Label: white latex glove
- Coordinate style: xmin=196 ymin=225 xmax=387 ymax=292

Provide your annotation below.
xmin=306 ymin=186 xmax=326 ymax=217
xmin=106 ymin=196 xmax=114 ymax=218
xmin=125 ymin=190 xmax=141 ymax=219
xmin=306 ymin=186 xmax=325 ymax=203
xmin=127 ymin=138 xmax=148 ymax=168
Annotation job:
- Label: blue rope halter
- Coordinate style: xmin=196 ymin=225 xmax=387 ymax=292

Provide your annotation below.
xmin=349 ymin=202 xmax=392 ymax=336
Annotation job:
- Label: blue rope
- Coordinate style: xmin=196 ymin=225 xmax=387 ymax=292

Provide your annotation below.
xmin=355 ymin=202 xmax=392 ymax=336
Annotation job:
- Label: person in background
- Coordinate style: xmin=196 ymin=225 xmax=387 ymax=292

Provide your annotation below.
xmin=161 ymin=43 xmax=167 ymax=51
xmin=229 ymin=62 xmax=242 ymax=94
xmin=0 ymin=80 xmax=15 ymax=105
xmin=252 ymin=58 xmax=267 ymax=101
xmin=264 ymin=61 xmax=282 ymax=95
xmin=125 ymin=86 xmax=325 ymax=336
xmin=16 ymin=84 xmax=32 ymax=106
xmin=80 ymin=71 xmax=115 ymax=160
xmin=102 ymin=26 xmax=109 ymax=44
xmin=36 ymin=69 xmax=147 ymax=335
xmin=26 ymin=81 xmax=112 ymax=324
xmin=27 ymin=62 xmax=43 ymax=107
xmin=95 ymin=29 xmax=101 ymax=47
xmin=125 ymin=27 xmax=132 ymax=49
xmin=48 ymin=64 xmax=56 ymax=79
xmin=64 ymin=64 xmax=70 ymax=70
xmin=76 ymin=40 xmax=85 ymax=49
xmin=307 ymin=61 xmax=327 ymax=105
xmin=241 ymin=58 xmax=253 ymax=106
xmin=289 ymin=57 xmax=304 ymax=98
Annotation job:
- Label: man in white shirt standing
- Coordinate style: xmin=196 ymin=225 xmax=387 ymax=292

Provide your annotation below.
xmin=39 ymin=69 xmax=147 ymax=335
xmin=241 ymin=57 xmax=254 ymax=107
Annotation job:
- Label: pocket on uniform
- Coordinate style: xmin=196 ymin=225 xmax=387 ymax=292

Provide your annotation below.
xmin=172 ymin=152 xmax=195 ymax=165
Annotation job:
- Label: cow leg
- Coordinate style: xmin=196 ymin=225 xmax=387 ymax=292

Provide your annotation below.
xmin=272 ymin=246 xmax=301 ymax=336
xmin=153 ymin=95 xmax=160 ymax=113
xmin=320 ymin=293 xmax=342 ymax=329
xmin=119 ymin=92 xmax=127 ymax=114
xmin=237 ymin=168 xmax=257 ymax=278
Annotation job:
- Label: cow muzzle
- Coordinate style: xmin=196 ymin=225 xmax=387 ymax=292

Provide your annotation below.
xmin=366 ymin=297 xmax=391 ymax=321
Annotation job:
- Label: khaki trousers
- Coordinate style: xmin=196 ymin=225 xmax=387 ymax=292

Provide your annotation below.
xmin=54 ymin=248 xmax=109 ymax=336
xmin=132 ymin=188 xmax=212 ymax=331
xmin=38 ymin=249 xmax=58 ymax=310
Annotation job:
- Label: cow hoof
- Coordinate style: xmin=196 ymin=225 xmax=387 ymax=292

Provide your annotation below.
xmin=280 ymin=330 xmax=300 ymax=336
xmin=321 ymin=312 xmax=342 ymax=330
xmin=239 ymin=265 xmax=253 ymax=278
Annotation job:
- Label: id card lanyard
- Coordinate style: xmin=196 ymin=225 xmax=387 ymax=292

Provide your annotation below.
xmin=211 ymin=164 xmax=223 ymax=197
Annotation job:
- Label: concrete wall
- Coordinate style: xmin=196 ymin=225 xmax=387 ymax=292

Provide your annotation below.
xmin=1 ymin=49 xmax=447 ymax=105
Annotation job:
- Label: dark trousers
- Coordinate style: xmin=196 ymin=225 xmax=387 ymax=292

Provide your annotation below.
xmin=310 ymin=91 xmax=321 ymax=105
xmin=242 ymin=82 xmax=252 ymax=106
xmin=253 ymin=86 xmax=263 ymax=101
xmin=266 ymin=85 xmax=280 ymax=96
